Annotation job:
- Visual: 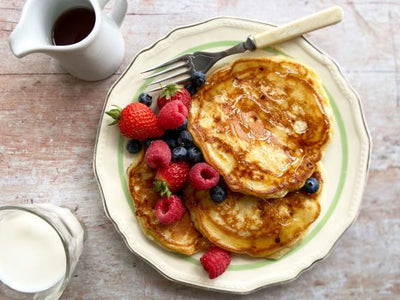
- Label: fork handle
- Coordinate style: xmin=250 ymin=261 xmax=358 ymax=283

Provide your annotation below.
xmin=253 ymin=6 xmax=343 ymax=48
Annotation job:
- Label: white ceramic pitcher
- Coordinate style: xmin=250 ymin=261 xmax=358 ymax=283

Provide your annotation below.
xmin=9 ymin=0 xmax=128 ymax=81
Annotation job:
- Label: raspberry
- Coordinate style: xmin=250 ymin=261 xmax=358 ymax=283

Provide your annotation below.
xmin=145 ymin=140 xmax=171 ymax=168
xmin=154 ymin=195 xmax=186 ymax=224
xmin=189 ymin=162 xmax=219 ymax=190
xmin=158 ymin=100 xmax=188 ymax=130
xmin=200 ymin=247 xmax=231 ymax=279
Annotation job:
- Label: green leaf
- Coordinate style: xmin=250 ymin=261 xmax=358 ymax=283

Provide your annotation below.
xmin=153 ymin=180 xmax=171 ymax=198
xmin=159 ymin=83 xmax=183 ymax=99
xmin=105 ymin=105 xmax=122 ymax=126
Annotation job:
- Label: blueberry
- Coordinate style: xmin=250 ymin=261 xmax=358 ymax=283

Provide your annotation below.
xmin=138 ymin=93 xmax=152 ymax=106
xmin=191 ymin=71 xmax=206 ymax=87
xmin=162 ymin=129 xmax=180 ymax=140
xmin=176 ymin=119 xmax=188 ymax=131
xmin=165 ymin=138 xmax=177 ymax=150
xmin=302 ymin=177 xmax=320 ymax=194
xmin=185 ymin=83 xmax=197 ymax=96
xmin=172 ymin=146 xmax=187 ymax=161
xmin=126 ymin=139 xmax=142 ymax=153
xmin=177 ymin=130 xmax=193 ymax=148
xmin=210 ymin=185 xmax=226 ymax=203
xmin=187 ymin=146 xmax=203 ymax=164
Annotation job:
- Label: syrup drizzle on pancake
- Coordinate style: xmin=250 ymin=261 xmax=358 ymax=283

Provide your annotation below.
xmin=188 ymin=56 xmax=333 ymax=198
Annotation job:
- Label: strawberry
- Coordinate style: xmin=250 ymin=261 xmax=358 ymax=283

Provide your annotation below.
xmin=157 ymin=83 xmax=191 ymax=109
xmin=106 ymin=103 xmax=164 ymax=140
xmin=153 ymin=161 xmax=190 ymax=197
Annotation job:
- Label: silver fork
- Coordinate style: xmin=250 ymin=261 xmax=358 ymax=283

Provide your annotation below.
xmin=142 ymin=6 xmax=343 ymax=91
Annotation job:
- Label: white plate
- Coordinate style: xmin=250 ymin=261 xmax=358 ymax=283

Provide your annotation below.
xmin=93 ymin=17 xmax=371 ymax=294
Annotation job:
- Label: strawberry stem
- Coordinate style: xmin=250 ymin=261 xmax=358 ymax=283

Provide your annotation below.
xmin=159 ymin=83 xmax=183 ymax=100
xmin=105 ymin=105 xmax=122 ymax=126
xmin=153 ymin=180 xmax=171 ymax=198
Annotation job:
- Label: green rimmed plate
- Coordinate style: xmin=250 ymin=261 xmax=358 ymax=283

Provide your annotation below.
xmin=93 ymin=17 xmax=371 ymax=293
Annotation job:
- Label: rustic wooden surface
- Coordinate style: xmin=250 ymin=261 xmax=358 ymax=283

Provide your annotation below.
xmin=0 ymin=0 xmax=399 ymax=299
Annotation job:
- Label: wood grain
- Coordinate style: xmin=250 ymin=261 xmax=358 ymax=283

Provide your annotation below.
xmin=0 ymin=0 xmax=399 ymax=299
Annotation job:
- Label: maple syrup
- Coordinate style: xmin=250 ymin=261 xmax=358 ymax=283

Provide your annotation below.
xmin=52 ymin=8 xmax=95 ymax=45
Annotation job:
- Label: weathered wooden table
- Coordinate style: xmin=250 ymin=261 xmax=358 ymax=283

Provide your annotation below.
xmin=0 ymin=0 xmax=399 ymax=299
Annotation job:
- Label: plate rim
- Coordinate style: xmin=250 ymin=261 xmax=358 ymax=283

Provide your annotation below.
xmin=93 ymin=16 xmax=372 ymax=294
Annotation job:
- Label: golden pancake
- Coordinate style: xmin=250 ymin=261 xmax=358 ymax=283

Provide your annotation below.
xmin=184 ymin=164 xmax=324 ymax=259
xmin=188 ymin=56 xmax=333 ymax=198
xmin=127 ymin=154 xmax=209 ymax=255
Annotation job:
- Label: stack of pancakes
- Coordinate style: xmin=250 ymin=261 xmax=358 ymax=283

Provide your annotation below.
xmin=128 ymin=56 xmax=333 ymax=259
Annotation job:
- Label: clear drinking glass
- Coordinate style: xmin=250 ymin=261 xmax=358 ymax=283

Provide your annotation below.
xmin=0 ymin=203 xmax=86 ymax=299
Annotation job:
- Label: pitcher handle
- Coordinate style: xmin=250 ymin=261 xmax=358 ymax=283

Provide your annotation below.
xmin=98 ymin=0 xmax=128 ymax=27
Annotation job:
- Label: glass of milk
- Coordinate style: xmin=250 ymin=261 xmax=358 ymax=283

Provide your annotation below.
xmin=0 ymin=203 xmax=86 ymax=299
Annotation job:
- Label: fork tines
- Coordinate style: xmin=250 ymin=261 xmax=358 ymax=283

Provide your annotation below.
xmin=142 ymin=55 xmax=192 ymax=92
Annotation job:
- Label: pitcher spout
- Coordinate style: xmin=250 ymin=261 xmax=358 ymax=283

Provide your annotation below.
xmin=9 ymin=25 xmax=47 ymax=58
xmin=8 ymin=0 xmax=60 ymax=58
